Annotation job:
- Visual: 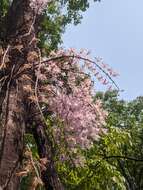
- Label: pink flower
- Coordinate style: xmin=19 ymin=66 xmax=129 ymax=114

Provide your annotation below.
xmin=30 ymin=0 xmax=50 ymax=14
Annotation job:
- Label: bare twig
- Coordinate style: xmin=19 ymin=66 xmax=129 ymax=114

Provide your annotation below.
xmin=34 ymin=48 xmax=46 ymax=122
xmin=0 ymin=45 xmax=10 ymax=70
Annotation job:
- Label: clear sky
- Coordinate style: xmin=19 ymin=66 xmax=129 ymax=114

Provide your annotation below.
xmin=62 ymin=0 xmax=143 ymax=100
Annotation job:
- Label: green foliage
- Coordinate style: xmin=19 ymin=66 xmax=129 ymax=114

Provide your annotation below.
xmin=56 ymin=128 xmax=128 ymax=190
xmin=0 ymin=0 xmax=10 ymax=18
xmin=94 ymin=91 xmax=143 ymax=189
xmin=0 ymin=0 xmax=100 ymax=52
xmin=39 ymin=0 xmax=100 ymax=54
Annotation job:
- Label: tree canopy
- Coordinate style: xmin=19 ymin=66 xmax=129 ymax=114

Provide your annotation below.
xmin=0 ymin=0 xmax=100 ymax=52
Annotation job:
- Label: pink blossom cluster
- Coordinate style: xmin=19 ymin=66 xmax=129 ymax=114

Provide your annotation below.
xmin=48 ymin=89 xmax=107 ymax=149
xmin=36 ymin=49 xmax=110 ymax=151
xmin=30 ymin=0 xmax=50 ymax=14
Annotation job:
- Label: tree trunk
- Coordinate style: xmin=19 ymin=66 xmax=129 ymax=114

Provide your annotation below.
xmin=0 ymin=84 xmax=25 ymax=190
xmin=0 ymin=0 xmax=35 ymax=188
xmin=0 ymin=0 xmax=64 ymax=189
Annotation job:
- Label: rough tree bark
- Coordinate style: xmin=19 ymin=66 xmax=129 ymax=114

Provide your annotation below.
xmin=0 ymin=0 xmax=64 ymax=189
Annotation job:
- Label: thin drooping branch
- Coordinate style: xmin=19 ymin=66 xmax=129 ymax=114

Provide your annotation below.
xmin=41 ymin=54 xmax=120 ymax=90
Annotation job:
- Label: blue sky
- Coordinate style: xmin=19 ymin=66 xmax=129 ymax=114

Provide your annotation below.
xmin=62 ymin=0 xmax=143 ymax=100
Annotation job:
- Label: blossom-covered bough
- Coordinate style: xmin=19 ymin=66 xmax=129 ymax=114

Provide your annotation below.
xmin=37 ymin=49 xmax=117 ymax=150
xmin=0 ymin=0 xmax=118 ymax=189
